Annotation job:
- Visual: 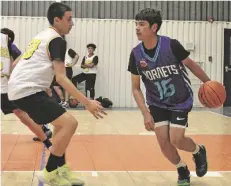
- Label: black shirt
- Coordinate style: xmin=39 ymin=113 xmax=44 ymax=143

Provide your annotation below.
xmin=48 ymin=37 xmax=67 ymax=62
xmin=128 ymin=39 xmax=190 ymax=75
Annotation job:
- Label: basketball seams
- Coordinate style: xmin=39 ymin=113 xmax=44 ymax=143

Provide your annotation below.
xmin=198 ymin=81 xmax=226 ymax=108
xmin=198 ymin=89 xmax=207 ymax=107
xmin=206 ymin=84 xmax=222 ymax=105
xmin=202 ymin=84 xmax=213 ymax=108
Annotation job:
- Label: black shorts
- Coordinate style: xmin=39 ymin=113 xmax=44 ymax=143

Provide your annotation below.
xmin=149 ymin=105 xmax=189 ymax=128
xmin=12 ymin=91 xmax=66 ymax=125
xmin=1 ymin=94 xmax=17 ymax=115
xmin=66 ymin=67 xmax=73 ymax=81
xmin=72 ymin=73 xmax=96 ymax=90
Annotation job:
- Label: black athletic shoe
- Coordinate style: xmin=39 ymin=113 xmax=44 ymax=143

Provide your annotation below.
xmin=193 ymin=145 xmax=208 ymax=177
xmin=33 ymin=126 xmax=52 ymax=141
xmin=177 ymin=166 xmax=190 ymax=186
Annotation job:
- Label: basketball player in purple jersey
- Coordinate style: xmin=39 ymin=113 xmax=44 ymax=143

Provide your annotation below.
xmin=128 ymin=8 xmax=210 ymax=186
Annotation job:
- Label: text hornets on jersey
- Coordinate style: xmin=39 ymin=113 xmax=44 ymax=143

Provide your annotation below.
xmin=142 ymin=64 xmax=179 ymax=80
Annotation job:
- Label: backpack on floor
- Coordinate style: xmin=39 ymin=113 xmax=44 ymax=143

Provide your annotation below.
xmin=95 ymin=96 xmax=113 ymax=108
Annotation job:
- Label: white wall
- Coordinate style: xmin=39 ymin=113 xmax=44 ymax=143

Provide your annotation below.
xmin=1 ymin=16 xmax=231 ymax=107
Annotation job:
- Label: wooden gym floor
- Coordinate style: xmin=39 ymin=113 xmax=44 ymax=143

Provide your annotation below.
xmin=1 ymin=109 xmax=231 ymax=186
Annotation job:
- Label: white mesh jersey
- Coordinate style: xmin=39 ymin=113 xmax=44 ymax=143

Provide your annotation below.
xmin=82 ymin=54 xmax=97 ymax=74
xmin=65 ymin=49 xmax=75 ymax=67
xmin=0 ymin=33 xmax=11 ymax=94
xmin=8 ymin=27 xmax=62 ymax=100
xmin=64 ymin=49 xmax=73 ymax=67
xmin=64 ymin=49 xmax=77 ymax=67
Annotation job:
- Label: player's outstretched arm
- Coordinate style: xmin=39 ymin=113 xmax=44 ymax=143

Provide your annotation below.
xmin=53 ymin=60 xmax=106 ymax=119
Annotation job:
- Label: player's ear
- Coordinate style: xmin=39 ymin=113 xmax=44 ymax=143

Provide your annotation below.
xmin=151 ymin=23 xmax=158 ymax=33
xmin=54 ymin=17 xmax=60 ymax=24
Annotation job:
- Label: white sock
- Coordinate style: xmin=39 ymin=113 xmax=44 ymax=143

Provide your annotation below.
xmin=176 ymin=159 xmax=186 ymax=168
xmin=192 ymin=144 xmax=200 ymax=154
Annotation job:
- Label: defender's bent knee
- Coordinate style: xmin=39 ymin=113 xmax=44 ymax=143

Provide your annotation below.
xmin=51 ymin=112 xmax=78 ymax=132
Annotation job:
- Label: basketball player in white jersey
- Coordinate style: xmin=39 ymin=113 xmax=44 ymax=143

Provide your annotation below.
xmin=0 ymin=31 xmax=52 ymax=150
xmin=64 ymin=48 xmax=79 ymax=104
xmin=72 ymin=43 xmax=98 ymax=100
xmin=8 ymin=3 xmax=106 ymax=186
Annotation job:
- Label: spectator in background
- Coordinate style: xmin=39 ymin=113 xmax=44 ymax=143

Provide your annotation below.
xmin=72 ymin=43 xmax=98 ymax=100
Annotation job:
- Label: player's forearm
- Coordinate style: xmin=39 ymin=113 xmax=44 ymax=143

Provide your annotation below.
xmin=56 ymin=74 xmax=90 ymax=106
xmin=188 ymin=63 xmax=210 ymax=83
xmin=88 ymin=64 xmax=95 ymax=68
xmin=183 ymin=58 xmax=210 ymax=83
xmin=81 ymin=64 xmax=88 ymax=68
xmin=72 ymin=55 xmax=79 ymax=66
xmin=132 ymin=88 xmax=149 ymax=115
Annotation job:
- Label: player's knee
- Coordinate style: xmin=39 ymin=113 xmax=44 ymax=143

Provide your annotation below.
xmin=170 ymin=127 xmax=186 ymax=149
xmin=157 ymin=136 xmax=171 ymax=152
xmin=65 ymin=114 xmax=78 ymax=132
xmin=170 ymin=135 xmax=184 ymax=149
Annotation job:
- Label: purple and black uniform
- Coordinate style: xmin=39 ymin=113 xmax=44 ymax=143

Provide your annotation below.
xmin=128 ymin=36 xmax=192 ymax=128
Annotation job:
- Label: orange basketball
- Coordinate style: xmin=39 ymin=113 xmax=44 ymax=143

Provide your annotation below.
xmin=198 ymin=81 xmax=226 ymax=108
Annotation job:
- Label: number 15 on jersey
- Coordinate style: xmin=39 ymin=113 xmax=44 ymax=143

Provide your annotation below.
xmin=154 ymin=78 xmax=175 ymax=100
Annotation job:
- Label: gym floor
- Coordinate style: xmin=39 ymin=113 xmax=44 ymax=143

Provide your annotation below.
xmin=1 ymin=108 xmax=231 ymax=186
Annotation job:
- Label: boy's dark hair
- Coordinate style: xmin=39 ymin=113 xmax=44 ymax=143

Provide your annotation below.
xmin=87 ymin=43 xmax=96 ymax=49
xmin=135 ymin=8 xmax=162 ymax=32
xmin=1 ymin=28 xmax=15 ymax=43
xmin=47 ymin=2 xmax=72 ymax=25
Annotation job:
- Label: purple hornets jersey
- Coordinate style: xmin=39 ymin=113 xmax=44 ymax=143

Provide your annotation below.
xmin=133 ymin=36 xmax=193 ymax=111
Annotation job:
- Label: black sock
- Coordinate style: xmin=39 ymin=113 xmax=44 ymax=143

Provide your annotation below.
xmin=57 ymin=153 xmax=65 ymax=167
xmin=46 ymin=153 xmax=59 ymax=172
xmin=43 ymin=138 xmax=52 ymax=149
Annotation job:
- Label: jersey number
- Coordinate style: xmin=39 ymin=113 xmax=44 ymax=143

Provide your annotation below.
xmin=154 ymin=78 xmax=175 ymax=100
xmin=22 ymin=39 xmax=41 ymax=59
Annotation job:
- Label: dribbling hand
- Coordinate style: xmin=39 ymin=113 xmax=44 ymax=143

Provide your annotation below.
xmin=86 ymin=100 xmax=107 ymax=119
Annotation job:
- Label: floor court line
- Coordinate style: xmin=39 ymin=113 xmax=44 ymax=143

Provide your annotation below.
xmin=208 ymin=111 xmax=231 ymax=118
xmin=37 ymin=144 xmax=46 ymax=186
xmin=3 ymin=171 xmax=231 ymax=173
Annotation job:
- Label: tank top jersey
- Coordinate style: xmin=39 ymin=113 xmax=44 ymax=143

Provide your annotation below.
xmin=133 ymin=36 xmax=193 ymax=111
xmin=83 ymin=54 xmax=97 ymax=74
xmin=0 ymin=33 xmax=11 ymax=94
xmin=8 ymin=27 xmax=62 ymax=100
